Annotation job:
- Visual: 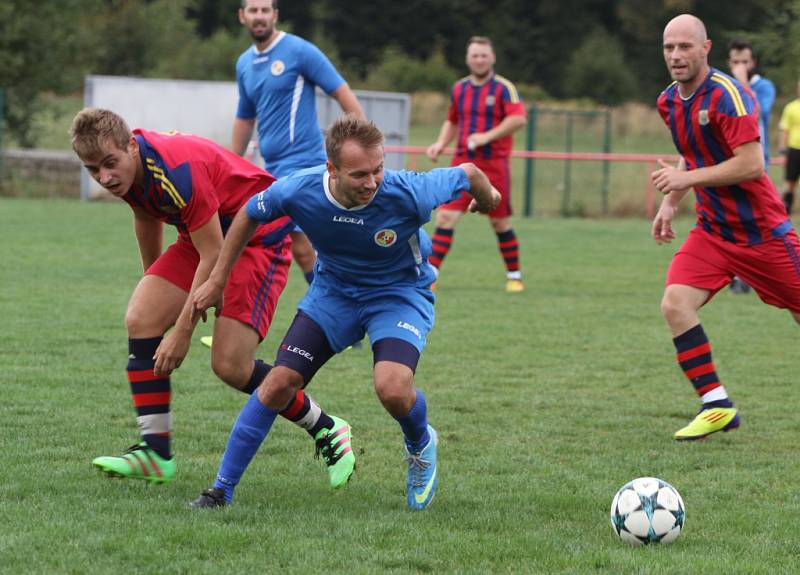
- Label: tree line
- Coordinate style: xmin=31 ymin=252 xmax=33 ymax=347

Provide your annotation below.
xmin=2 ymin=0 xmax=800 ymax=147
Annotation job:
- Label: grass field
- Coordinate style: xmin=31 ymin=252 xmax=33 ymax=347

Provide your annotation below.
xmin=2 ymin=198 xmax=799 ymax=574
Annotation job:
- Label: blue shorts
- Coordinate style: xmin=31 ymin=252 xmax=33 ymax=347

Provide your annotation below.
xmin=297 ymin=272 xmax=435 ymax=353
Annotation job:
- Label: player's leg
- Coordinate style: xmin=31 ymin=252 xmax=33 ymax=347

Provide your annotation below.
xmin=486 ymin=159 xmax=523 ymax=292
xmin=289 ymin=230 xmax=316 ymax=284
xmin=92 ymin=272 xmax=186 ymax=482
xmin=191 ymin=311 xmax=340 ymax=507
xmin=782 ymin=150 xmax=800 ymax=214
xmin=364 ymin=287 xmax=437 ymax=509
xmin=428 ymin=197 xmax=469 ymax=287
xmin=662 ymin=230 xmax=742 ymax=440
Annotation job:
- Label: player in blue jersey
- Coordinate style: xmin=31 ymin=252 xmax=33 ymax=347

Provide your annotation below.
xmin=188 ymin=115 xmax=500 ymax=510
xmin=727 ymin=39 xmax=777 ymax=294
xmin=233 ymin=0 xmax=365 ymax=284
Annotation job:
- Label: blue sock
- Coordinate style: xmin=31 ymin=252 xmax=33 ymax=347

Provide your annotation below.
xmin=213 ymin=393 xmax=278 ymax=502
xmin=396 ymin=388 xmax=430 ymax=452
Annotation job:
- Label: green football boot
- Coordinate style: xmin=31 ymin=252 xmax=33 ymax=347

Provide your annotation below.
xmin=314 ymin=417 xmax=355 ymax=489
xmin=92 ymin=442 xmax=176 ymax=484
xmin=674 ymin=404 xmax=740 ymax=441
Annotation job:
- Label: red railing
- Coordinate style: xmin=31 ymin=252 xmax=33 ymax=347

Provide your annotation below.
xmin=384 ymin=145 xmax=785 ymax=219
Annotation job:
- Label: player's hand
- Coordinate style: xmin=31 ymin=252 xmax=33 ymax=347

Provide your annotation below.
xmin=651 ymin=201 xmax=679 ymax=244
xmin=651 ymin=159 xmax=692 ymax=195
xmin=469 ymin=186 xmax=502 ymax=213
xmin=191 ymin=279 xmax=224 ymax=323
xmin=426 ymin=142 xmax=444 ymax=162
xmin=730 ymin=62 xmax=749 ymax=85
xmin=467 ymin=132 xmax=491 ymax=151
xmin=153 ymin=330 xmax=191 ymax=376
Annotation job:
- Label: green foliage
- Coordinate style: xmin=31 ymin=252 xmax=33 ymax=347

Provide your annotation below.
xmin=564 ymin=28 xmax=637 ymax=106
xmin=4 ymin=199 xmax=800 ymax=573
xmin=362 ymin=48 xmax=459 ymax=94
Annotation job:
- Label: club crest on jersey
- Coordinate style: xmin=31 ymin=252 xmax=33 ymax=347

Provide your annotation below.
xmin=271 ymin=60 xmax=285 ymax=76
xmin=698 ymin=110 xmax=709 ymax=125
xmin=374 ymin=229 xmax=397 ymax=247
xmin=485 ymin=95 xmax=496 ymax=106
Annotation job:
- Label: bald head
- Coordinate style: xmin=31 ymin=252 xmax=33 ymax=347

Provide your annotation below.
xmin=662 ymin=14 xmax=711 ymax=95
xmin=664 ymin=14 xmax=707 ymax=43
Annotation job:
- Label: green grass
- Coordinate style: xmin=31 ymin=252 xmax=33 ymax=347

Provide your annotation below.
xmin=2 ymin=198 xmax=800 ymax=574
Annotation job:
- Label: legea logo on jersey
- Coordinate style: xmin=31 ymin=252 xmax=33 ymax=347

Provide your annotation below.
xmin=374 ymin=229 xmax=397 ymax=247
xmin=281 ymin=343 xmax=314 ymax=362
xmin=271 ymin=60 xmax=285 ymax=76
xmin=333 ymin=215 xmax=364 ymax=225
xmin=698 ymin=110 xmax=709 ymax=125
xmin=397 ymin=321 xmax=422 ymax=339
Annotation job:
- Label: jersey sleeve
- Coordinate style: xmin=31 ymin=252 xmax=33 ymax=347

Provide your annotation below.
xmin=754 ymin=80 xmax=776 ymax=115
xmin=410 ymin=167 xmax=471 ymax=215
xmin=300 ymin=40 xmax=345 ymax=95
xmin=447 ymin=85 xmax=459 ymax=124
xmin=714 ymin=85 xmax=760 ymax=150
xmin=246 ymin=181 xmax=287 ymax=223
xmin=779 ymin=103 xmax=792 ymax=131
xmin=498 ymin=78 xmax=526 ymax=117
xmin=177 ymin=162 xmax=220 ymax=233
xmin=235 ymin=58 xmax=256 ymax=120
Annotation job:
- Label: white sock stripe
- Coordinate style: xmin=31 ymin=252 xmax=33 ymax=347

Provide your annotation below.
xmin=701 ymin=386 xmax=728 ymax=403
xmin=296 ymin=400 xmax=322 ymax=430
xmin=137 ymin=413 xmax=172 ymax=435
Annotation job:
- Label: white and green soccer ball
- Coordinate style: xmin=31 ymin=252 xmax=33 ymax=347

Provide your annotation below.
xmin=610 ymin=477 xmax=685 ymax=545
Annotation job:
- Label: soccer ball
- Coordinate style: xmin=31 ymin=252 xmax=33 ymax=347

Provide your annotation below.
xmin=610 ymin=477 xmax=685 ymax=545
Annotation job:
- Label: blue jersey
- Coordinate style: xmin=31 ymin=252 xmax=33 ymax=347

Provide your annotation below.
xmin=236 ymin=32 xmax=345 ymax=178
xmin=749 ymin=74 xmax=776 ymax=163
xmin=246 ymin=165 xmax=471 ymax=287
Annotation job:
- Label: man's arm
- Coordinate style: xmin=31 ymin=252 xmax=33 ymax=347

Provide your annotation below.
xmin=132 ymin=207 xmax=163 ymax=272
xmin=467 ymin=114 xmax=528 ymax=150
xmin=779 ymin=128 xmax=789 ymax=153
xmin=331 ymin=84 xmax=366 ymax=120
xmin=153 ymin=214 xmax=224 ymax=375
xmin=651 ymin=141 xmax=765 ymax=195
xmin=426 ymin=120 xmax=458 ymax=162
xmin=191 ymin=206 xmax=261 ymax=321
xmin=458 ymin=163 xmax=501 ymax=213
xmin=232 ymin=117 xmax=256 ymax=156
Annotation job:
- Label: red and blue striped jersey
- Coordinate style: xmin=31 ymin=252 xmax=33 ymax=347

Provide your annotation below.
xmin=657 ymin=68 xmax=789 ymax=246
xmin=123 ymin=129 xmax=290 ymax=244
xmin=448 ymin=74 xmax=526 ymax=161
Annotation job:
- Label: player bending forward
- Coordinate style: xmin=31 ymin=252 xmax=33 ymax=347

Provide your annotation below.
xmin=189 ymin=115 xmax=500 ymax=509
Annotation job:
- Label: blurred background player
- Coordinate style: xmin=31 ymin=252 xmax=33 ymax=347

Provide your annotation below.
xmin=70 ymin=108 xmax=354 ymax=487
xmin=188 ymin=115 xmax=501 ymax=510
xmin=726 ymin=38 xmax=776 ymax=294
xmin=652 ymin=15 xmax=800 ymax=441
xmin=778 ymin=79 xmax=800 ymax=214
xmin=233 ymin=0 xmax=365 ymax=286
xmin=426 ymin=36 xmax=527 ymax=293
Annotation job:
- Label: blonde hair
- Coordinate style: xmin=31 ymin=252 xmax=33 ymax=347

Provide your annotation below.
xmin=70 ymin=108 xmax=132 ymax=158
xmin=325 ymin=114 xmax=383 ymax=167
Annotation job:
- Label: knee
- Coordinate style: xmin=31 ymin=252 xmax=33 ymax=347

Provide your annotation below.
xmin=125 ymin=306 xmax=155 ymax=337
xmin=374 ymin=374 xmax=414 ymax=416
xmin=257 ymin=367 xmax=303 ymax=410
xmin=660 ymin=291 xmax=688 ymax=325
xmin=211 ymin=355 xmax=249 ymax=390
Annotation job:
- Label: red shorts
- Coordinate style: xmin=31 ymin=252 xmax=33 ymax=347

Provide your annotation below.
xmin=667 ymin=227 xmax=800 ymax=312
xmin=146 ymin=234 xmax=291 ymax=339
xmin=441 ymin=157 xmax=513 ymax=218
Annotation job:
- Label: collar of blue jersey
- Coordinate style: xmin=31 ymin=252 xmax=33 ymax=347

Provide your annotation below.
xmin=323 ymin=171 xmax=375 ymax=211
xmin=251 ymin=31 xmax=285 ymax=55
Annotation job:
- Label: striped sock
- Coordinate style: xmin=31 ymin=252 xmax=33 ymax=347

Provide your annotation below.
xmin=280 ymin=389 xmax=333 ymax=437
xmin=673 ymin=324 xmax=728 ymax=403
xmin=396 ymin=388 xmax=430 ymax=452
xmin=429 ymin=228 xmax=454 ymax=269
xmin=243 ymin=361 xmax=332 ymax=436
xmin=213 ymin=392 xmax=278 ymax=502
xmin=127 ymin=337 xmax=172 ymax=459
xmin=496 ymin=229 xmax=521 ymax=279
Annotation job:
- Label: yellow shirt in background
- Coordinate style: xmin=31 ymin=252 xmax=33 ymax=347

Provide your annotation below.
xmin=779 ymin=99 xmax=800 ymax=149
